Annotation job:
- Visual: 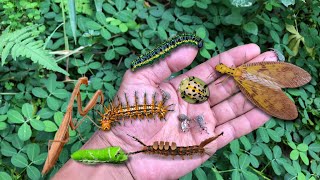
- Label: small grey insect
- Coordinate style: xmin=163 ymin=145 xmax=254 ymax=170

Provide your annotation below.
xmin=269 ymin=48 xmax=285 ymax=62
xmin=194 ymin=115 xmax=208 ymax=134
xmin=178 ymin=114 xmax=191 ymax=132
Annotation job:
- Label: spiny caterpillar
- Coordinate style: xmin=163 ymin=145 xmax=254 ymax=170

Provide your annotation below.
xmin=71 ymin=146 xmax=128 ymax=164
xmin=127 ymin=132 xmax=223 ymax=159
xmin=131 ymin=33 xmax=203 ymax=71
xmin=99 ymin=92 xmax=173 ymax=130
xmin=179 ymin=76 xmax=210 ymax=104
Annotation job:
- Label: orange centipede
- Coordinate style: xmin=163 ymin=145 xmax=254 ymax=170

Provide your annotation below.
xmin=99 ymin=91 xmax=173 ymax=130
xmin=127 ymin=132 xmax=223 ymax=159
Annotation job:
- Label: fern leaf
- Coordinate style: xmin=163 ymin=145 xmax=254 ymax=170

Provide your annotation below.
xmin=1 ymin=42 xmax=14 ymax=63
xmin=0 ymin=25 xmax=69 ymax=75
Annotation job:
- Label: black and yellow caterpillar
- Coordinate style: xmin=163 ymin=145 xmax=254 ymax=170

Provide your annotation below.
xmin=131 ymin=33 xmax=203 ymax=71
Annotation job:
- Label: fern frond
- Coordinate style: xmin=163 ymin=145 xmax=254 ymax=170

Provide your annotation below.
xmin=0 ymin=25 xmax=69 ymax=76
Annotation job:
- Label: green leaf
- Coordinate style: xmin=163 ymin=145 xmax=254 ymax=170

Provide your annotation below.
xmin=22 ymin=103 xmax=34 ymax=119
xmin=26 ymin=143 xmax=40 ymax=161
xmin=104 ymin=49 xmax=116 ymax=60
xmin=271 ymin=160 xmax=281 ymax=175
xmin=229 ymin=153 xmax=239 ymax=168
xmin=273 ymin=145 xmax=282 ymax=158
xmin=1 ymin=141 xmax=17 ymax=156
xmin=309 ymin=143 xmax=320 ymax=152
xmin=181 ymin=0 xmax=195 ymax=8
xmin=146 ymin=16 xmax=157 ymax=30
xmin=32 ymin=87 xmax=48 ymax=98
xmin=200 ymin=48 xmax=211 ymax=59
xmin=231 ymin=171 xmax=240 ymax=180
xmin=115 ymin=46 xmax=130 ymax=55
xmin=131 ymin=39 xmax=143 ymax=50
xmin=52 ymin=89 xmax=69 ymax=99
xmin=119 ymin=23 xmax=128 ymax=32
xmin=0 ymin=172 xmax=12 ymax=180
xmin=101 ymin=28 xmax=111 ymax=40
xmin=242 ymin=170 xmax=259 ymax=180
xmin=0 ymin=122 xmax=7 ymax=130
xmin=270 ymin=30 xmax=280 ymax=43
xmin=115 ymin=0 xmax=125 ymax=11
xmin=179 ymin=171 xmax=192 ymax=180
xmin=47 ymin=96 xmax=60 ymax=111
xmin=196 ymin=27 xmax=206 ymax=38
xmin=230 ymin=139 xmax=240 ymax=153
xmin=43 ymin=120 xmax=58 ymax=132
xmin=250 ymin=146 xmax=262 ymax=156
xmin=11 ymin=154 xmax=28 ymax=168
xmin=297 ymin=143 xmax=308 ymax=152
xmin=30 ymin=119 xmax=45 ymax=131
xmin=7 ymin=110 xmax=25 ymax=124
xmin=267 ymin=129 xmax=281 ymax=142
xmin=282 ymin=162 xmax=296 ymax=175
xmin=18 ymin=123 xmax=32 ymax=141
xmin=240 ymin=136 xmax=251 ymax=150
xmin=239 ymin=154 xmax=250 ymax=169
xmin=299 ymin=152 xmax=309 ymax=165
xmin=243 ymin=22 xmax=258 ymax=35
xmin=27 ymin=166 xmax=40 ymax=180
xmin=194 ymin=167 xmax=207 ymax=180
xmin=224 ymin=9 xmax=243 ymax=25
xmin=290 ymin=149 xmax=299 ymax=160
xmin=33 ymin=153 xmax=47 ymax=165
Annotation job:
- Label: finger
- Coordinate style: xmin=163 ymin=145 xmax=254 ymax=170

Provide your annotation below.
xmin=208 ymin=51 xmax=278 ymax=106
xmin=169 ymin=44 xmax=261 ymax=88
xmin=122 ymin=46 xmax=199 ymax=86
xmin=214 ymin=108 xmax=270 ymax=150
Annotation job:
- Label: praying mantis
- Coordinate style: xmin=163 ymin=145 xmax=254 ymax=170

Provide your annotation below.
xmin=42 ymin=77 xmax=104 ymax=175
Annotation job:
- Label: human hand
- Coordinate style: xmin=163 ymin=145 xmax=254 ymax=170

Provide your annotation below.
xmin=53 ymin=44 xmax=277 ymax=180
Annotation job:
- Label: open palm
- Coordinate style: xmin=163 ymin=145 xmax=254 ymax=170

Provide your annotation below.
xmin=53 ymin=44 xmax=277 ymax=180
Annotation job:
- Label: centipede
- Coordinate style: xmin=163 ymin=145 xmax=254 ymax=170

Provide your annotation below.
xmin=131 ymin=33 xmax=203 ymax=71
xmin=99 ymin=91 xmax=173 ymax=130
xmin=127 ymin=132 xmax=223 ymax=159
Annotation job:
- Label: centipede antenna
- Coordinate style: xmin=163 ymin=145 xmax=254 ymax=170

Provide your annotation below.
xmin=127 ymin=150 xmax=147 ymax=155
xmin=127 ymin=134 xmax=147 ymax=146
xmin=199 ymin=132 xmax=224 ymax=147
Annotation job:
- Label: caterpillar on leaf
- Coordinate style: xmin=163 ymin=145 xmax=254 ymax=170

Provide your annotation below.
xmin=131 ymin=33 xmax=203 ymax=71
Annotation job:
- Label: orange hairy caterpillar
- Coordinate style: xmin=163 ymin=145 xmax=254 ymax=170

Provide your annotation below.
xmin=99 ymin=91 xmax=173 ymax=130
xmin=127 ymin=132 xmax=223 ymax=159
xmin=215 ymin=61 xmax=311 ymax=120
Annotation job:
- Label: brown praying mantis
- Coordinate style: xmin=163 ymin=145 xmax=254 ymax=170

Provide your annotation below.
xmin=42 ymin=77 xmax=104 ymax=175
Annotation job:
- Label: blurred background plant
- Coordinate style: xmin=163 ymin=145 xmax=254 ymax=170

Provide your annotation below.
xmin=0 ymin=0 xmax=319 ymax=179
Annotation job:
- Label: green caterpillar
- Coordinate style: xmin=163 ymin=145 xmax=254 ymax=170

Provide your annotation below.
xmin=71 ymin=146 xmax=128 ymax=164
xmin=131 ymin=33 xmax=203 ymax=71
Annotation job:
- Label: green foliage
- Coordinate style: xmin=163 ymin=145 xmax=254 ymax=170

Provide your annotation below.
xmin=0 ymin=0 xmax=319 ymax=179
xmin=0 ymin=0 xmax=41 ymax=30
xmin=0 ymin=26 xmax=69 ymax=75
